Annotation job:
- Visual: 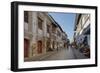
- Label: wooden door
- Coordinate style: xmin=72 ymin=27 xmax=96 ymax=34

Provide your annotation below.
xmin=37 ymin=41 xmax=42 ymax=53
xmin=24 ymin=39 xmax=29 ymax=58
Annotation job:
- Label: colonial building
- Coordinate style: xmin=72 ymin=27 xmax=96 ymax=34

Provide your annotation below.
xmin=74 ymin=14 xmax=90 ymax=49
xmin=24 ymin=11 xmax=68 ymax=59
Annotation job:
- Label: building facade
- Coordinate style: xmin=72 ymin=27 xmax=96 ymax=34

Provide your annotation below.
xmin=24 ymin=11 xmax=68 ymax=59
xmin=74 ymin=14 xmax=90 ymax=52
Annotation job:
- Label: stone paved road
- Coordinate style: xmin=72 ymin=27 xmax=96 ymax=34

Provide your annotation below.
xmin=71 ymin=47 xmax=88 ymax=59
xmin=43 ymin=46 xmax=87 ymax=61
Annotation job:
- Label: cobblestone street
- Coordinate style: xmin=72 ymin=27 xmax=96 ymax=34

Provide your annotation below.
xmin=25 ymin=46 xmax=87 ymax=61
xmin=42 ymin=46 xmax=87 ymax=61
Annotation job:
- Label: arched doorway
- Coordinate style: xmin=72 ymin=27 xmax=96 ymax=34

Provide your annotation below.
xmin=37 ymin=40 xmax=42 ymax=54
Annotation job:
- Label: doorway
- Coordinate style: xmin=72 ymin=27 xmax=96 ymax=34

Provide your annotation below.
xmin=24 ymin=39 xmax=30 ymax=58
xmin=37 ymin=40 xmax=42 ymax=53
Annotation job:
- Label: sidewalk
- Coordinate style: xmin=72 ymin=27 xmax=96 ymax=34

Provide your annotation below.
xmin=24 ymin=50 xmax=58 ymax=62
xmin=71 ymin=47 xmax=88 ymax=59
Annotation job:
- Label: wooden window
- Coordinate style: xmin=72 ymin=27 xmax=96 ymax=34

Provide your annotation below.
xmin=37 ymin=40 xmax=42 ymax=53
xmin=52 ymin=25 xmax=56 ymax=33
xmin=57 ymin=31 xmax=61 ymax=37
xmin=38 ymin=17 xmax=43 ymax=30
xmin=24 ymin=11 xmax=28 ymax=23
xmin=47 ymin=25 xmax=50 ymax=33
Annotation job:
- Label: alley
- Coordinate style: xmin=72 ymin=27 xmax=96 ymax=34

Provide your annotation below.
xmin=42 ymin=47 xmax=87 ymax=61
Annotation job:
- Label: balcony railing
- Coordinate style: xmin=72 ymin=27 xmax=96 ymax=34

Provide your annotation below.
xmin=24 ymin=30 xmax=33 ymax=39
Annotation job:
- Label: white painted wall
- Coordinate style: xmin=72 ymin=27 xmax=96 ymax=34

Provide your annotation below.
xmin=0 ymin=0 xmax=99 ymax=73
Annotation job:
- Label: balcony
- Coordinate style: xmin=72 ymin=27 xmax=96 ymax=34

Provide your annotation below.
xmin=83 ymin=19 xmax=90 ymax=30
xmin=24 ymin=30 xmax=33 ymax=39
xmin=24 ymin=22 xmax=33 ymax=39
xmin=37 ymin=29 xmax=43 ymax=38
xmin=51 ymin=32 xmax=56 ymax=36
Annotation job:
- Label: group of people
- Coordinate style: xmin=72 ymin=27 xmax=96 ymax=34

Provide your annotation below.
xmin=70 ymin=41 xmax=90 ymax=58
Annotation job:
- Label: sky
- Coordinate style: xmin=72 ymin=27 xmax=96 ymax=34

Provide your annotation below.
xmin=49 ymin=12 xmax=76 ymax=42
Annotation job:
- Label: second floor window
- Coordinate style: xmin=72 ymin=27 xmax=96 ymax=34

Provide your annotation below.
xmin=47 ymin=25 xmax=50 ymax=33
xmin=57 ymin=31 xmax=61 ymax=37
xmin=24 ymin=11 xmax=28 ymax=23
xmin=52 ymin=24 xmax=56 ymax=33
xmin=38 ymin=17 xmax=43 ymax=30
